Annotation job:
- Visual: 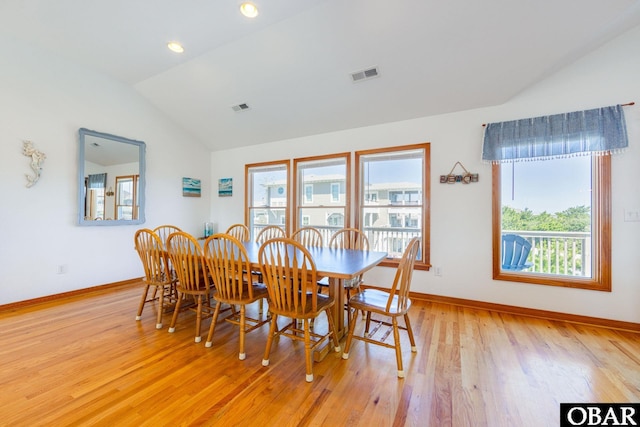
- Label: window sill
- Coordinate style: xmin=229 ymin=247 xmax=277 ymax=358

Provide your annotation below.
xmin=378 ymin=259 xmax=431 ymax=271
xmin=493 ymin=271 xmax=611 ymax=292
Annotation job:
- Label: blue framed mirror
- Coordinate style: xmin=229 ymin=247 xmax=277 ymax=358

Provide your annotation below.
xmin=78 ymin=128 xmax=146 ymax=226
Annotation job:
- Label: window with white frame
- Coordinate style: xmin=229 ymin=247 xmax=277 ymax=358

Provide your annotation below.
xmin=304 ymin=184 xmax=313 ymax=203
xmin=327 ymin=213 xmax=344 ymax=227
xmin=331 ymin=183 xmax=340 ymax=203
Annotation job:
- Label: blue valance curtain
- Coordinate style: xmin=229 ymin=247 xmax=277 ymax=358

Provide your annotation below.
xmin=87 ymin=173 xmax=107 ymax=189
xmin=482 ymin=105 xmax=628 ymax=163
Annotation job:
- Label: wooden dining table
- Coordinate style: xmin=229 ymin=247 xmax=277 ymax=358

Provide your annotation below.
xmin=240 ymin=241 xmax=387 ymax=359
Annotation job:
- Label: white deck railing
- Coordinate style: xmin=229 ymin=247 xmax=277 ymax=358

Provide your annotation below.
xmin=503 ymin=230 xmax=591 ymax=276
xmin=251 ymin=225 xmax=591 ymax=276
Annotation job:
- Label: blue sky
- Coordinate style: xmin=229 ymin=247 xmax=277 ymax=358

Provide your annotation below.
xmin=500 ymin=156 xmax=592 ymax=214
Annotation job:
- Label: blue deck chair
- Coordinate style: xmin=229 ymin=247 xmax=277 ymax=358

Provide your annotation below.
xmin=501 ymin=234 xmax=533 ymax=271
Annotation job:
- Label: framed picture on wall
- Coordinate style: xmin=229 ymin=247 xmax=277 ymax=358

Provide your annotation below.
xmin=182 ymin=177 xmax=201 ymax=197
xmin=218 ymin=178 xmax=232 ymax=197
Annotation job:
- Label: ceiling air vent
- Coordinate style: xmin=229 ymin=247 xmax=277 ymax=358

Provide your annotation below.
xmin=350 ymin=66 xmax=380 ymax=83
xmin=231 ymin=103 xmax=250 ymax=112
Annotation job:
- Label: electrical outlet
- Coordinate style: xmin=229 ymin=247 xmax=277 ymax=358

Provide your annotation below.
xmin=57 ymin=264 xmax=68 ymax=274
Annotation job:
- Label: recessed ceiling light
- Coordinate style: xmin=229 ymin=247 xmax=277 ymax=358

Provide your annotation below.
xmin=167 ymin=42 xmax=184 ymax=53
xmin=240 ymin=2 xmax=259 ymax=18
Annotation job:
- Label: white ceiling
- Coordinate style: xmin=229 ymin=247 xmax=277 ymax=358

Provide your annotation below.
xmin=2 ymin=0 xmax=640 ymax=151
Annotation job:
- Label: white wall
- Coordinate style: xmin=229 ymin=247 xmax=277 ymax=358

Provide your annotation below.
xmin=211 ymin=25 xmax=640 ymax=323
xmin=0 ymin=36 xmax=212 ymax=305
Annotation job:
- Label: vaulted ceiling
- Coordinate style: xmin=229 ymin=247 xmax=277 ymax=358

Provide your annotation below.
xmin=2 ymin=0 xmax=639 ymax=151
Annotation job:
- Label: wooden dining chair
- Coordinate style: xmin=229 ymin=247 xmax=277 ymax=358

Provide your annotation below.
xmin=134 ymin=228 xmax=178 ymax=329
xmin=227 ymin=222 xmax=267 ymax=313
xmin=342 ymin=237 xmax=420 ymax=378
xmin=259 ymin=238 xmax=341 ymax=382
xmin=153 ymin=224 xmax=182 ymax=248
xmin=225 ymin=223 xmax=250 ymax=242
xmin=291 ymin=227 xmax=323 ymax=247
xmin=166 ymin=231 xmax=215 ymax=343
xmin=203 ymin=233 xmax=269 ymax=360
xmin=292 ymin=226 xmax=326 ymax=327
xmin=255 ymin=225 xmax=286 ymax=244
xmin=318 ymin=228 xmax=370 ymax=303
xmin=329 ymin=227 xmax=369 ymax=251
xmin=152 ymin=225 xmax=182 ymax=290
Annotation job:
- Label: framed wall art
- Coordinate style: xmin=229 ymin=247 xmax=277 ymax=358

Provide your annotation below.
xmin=182 ymin=177 xmax=201 ymax=197
xmin=218 ymin=177 xmax=232 ymax=197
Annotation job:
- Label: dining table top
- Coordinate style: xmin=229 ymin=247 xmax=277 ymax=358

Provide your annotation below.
xmin=191 ymin=235 xmax=389 ymax=356
xmin=240 ymin=241 xmax=388 ymax=280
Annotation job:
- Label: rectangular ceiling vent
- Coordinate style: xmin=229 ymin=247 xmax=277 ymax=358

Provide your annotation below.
xmin=350 ymin=66 xmax=380 ymax=83
xmin=231 ymin=103 xmax=250 ymax=112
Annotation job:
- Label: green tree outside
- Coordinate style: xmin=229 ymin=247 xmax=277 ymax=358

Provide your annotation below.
xmin=502 ymin=205 xmax=590 ymax=232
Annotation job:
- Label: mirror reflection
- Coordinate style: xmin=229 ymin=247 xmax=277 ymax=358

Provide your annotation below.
xmin=78 ymin=128 xmax=146 ymax=226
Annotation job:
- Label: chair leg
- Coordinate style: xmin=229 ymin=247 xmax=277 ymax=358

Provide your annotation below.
xmin=238 ymin=305 xmax=246 ymax=360
xmin=204 ymin=301 xmax=223 ymax=348
xmin=341 ymin=308 xmax=359 ymax=360
xmin=168 ymin=293 xmax=183 ymax=333
xmin=262 ymin=314 xmax=279 ymax=366
xmin=392 ymin=317 xmax=404 ymax=378
xmin=345 ymin=286 xmax=365 ymax=320
xmin=136 ymin=285 xmax=150 ymax=320
xmin=304 ymin=319 xmax=313 ymax=382
xmin=344 ymin=288 xmax=351 ymax=329
xmin=194 ymin=296 xmax=203 ymax=343
xmin=171 ymin=283 xmax=178 ymax=302
xmin=404 ymin=313 xmax=417 ymax=352
xmin=155 ymin=285 xmax=164 ymax=329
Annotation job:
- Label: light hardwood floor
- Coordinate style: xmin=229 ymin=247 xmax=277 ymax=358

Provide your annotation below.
xmin=1 ymin=283 xmax=639 ymax=427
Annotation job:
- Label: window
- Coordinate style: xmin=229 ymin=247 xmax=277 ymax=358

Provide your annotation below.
xmin=115 ymin=175 xmax=139 ymax=220
xmin=294 ymin=153 xmax=349 ymax=243
xmin=304 ymin=184 xmax=313 ymax=203
xmin=492 ymin=156 xmax=611 ymax=290
xmin=484 ymin=105 xmax=625 ymax=291
xmin=331 ymin=183 xmax=340 ymax=203
xmin=84 ymin=173 xmax=107 ymax=220
xmin=246 ymin=161 xmax=289 ymax=240
xmin=327 ymin=213 xmax=344 ymax=227
xmin=356 ymin=143 xmax=430 ymax=269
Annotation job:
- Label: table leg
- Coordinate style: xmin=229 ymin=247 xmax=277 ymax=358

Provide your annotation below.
xmin=313 ymin=277 xmax=345 ymax=362
xmin=328 ymin=277 xmax=346 ymax=338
